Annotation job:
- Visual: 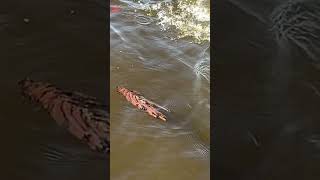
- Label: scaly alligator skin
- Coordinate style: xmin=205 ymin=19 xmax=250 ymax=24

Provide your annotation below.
xmin=117 ymin=86 xmax=167 ymax=121
xmin=19 ymin=78 xmax=109 ymax=153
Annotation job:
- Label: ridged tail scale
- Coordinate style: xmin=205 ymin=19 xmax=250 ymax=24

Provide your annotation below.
xmin=117 ymin=86 xmax=167 ymax=121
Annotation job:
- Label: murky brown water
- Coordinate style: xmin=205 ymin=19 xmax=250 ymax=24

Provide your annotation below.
xmin=0 ymin=0 xmax=108 ymax=179
xmin=214 ymin=0 xmax=320 ymax=179
xmin=110 ymin=0 xmax=210 ymax=179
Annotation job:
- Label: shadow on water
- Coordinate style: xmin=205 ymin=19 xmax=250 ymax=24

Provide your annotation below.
xmin=214 ymin=0 xmax=320 ymax=179
xmin=0 ymin=0 xmax=108 ymax=179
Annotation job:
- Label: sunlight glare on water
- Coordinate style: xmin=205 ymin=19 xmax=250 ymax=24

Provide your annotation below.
xmin=110 ymin=0 xmax=210 ymax=179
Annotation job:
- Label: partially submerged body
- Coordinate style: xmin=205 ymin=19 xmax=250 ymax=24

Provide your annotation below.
xmin=117 ymin=86 xmax=168 ymax=121
xmin=19 ymin=78 xmax=109 ymax=153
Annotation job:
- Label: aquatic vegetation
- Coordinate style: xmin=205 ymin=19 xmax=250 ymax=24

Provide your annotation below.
xmin=19 ymin=78 xmax=109 ymax=153
xmin=120 ymin=0 xmax=210 ymax=43
xmin=270 ymin=0 xmax=320 ymax=62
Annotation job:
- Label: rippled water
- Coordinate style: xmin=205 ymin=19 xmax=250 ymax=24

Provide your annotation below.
xmin=0 ymin=0 xmax=108 ymax=179
xmin=119 ymin=0 xmax=210 ymax=43
xmin=214 ymin=0 xmax=320 ymax=179
xmin=110 ymin=0 xmax=210 ymax=179
xmin=227 ymin=0 xmax=320 ymax=62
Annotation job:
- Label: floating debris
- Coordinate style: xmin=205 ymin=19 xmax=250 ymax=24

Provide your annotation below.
xmin=135 ymin=15 xmax=153 ymax=25
xmin=70 ymin=10 xmax=75 ymax=15
xmin=23 ymin=18 xmax=30 ymax=23
xmin=248 ymin=131 xmax=261 ymax=147
xmin=111 ymin=5 xmax=122 ymax=13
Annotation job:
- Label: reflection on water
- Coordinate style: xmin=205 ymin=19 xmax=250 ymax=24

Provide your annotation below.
xmin=227 ymin=0 xmax=320 ymax=63
xmin=0 ymin=0 xmax=108 ymax=179
xmin=118 ymin=0 xmax=210 ymax=43
xmin=110 ymin=0 xmax=210 ymax=179
xmin=214 ymin=0 xmax=320 ymax=179
xmin=270 ymin=0 xmax=320 ymax=62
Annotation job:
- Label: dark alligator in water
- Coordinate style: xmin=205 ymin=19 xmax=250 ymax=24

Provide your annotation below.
xmin=19 ymin=78 xmax=109 ymax=153
xmin=117 ymin=86 xmax=168 ymax=122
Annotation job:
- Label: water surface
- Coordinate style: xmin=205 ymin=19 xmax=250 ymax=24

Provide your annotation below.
xmin=0 ymin=0 xmax=108 ymax=179
xmin=214 ymin=0 xmax=320 ymax=179
xmin=110 ymin=0 xmax=210 ymax=179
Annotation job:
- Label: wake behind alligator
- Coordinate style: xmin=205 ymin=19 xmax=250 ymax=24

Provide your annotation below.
xmin=116 ymin=86 xmax=210 ymax=158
